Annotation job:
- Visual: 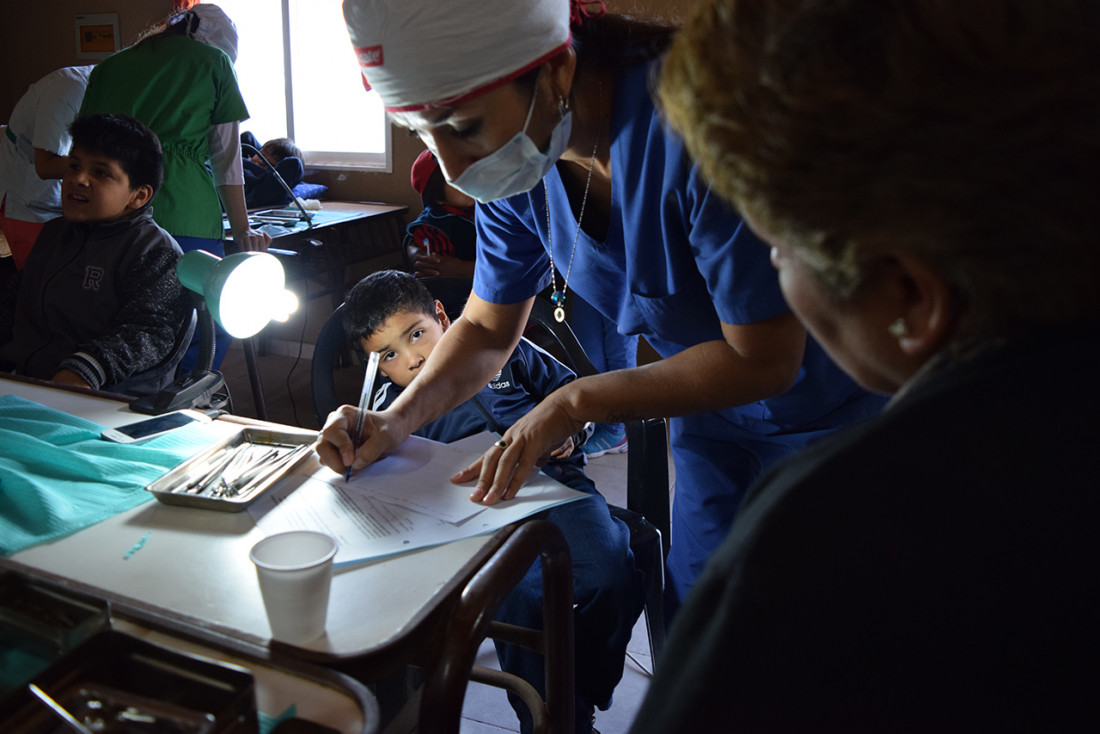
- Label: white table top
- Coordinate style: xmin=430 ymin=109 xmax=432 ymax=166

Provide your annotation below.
xmin=1 ymin=377 xmax=497 ymax=664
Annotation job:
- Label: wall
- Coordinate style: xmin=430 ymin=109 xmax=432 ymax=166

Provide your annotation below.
xmin=307 ymin=131 xmax=424 ymax=219
xmin=2 ymin=0 xmax=696 ymax=217
xmin=0 ymin=0 xmax=173 ymax=118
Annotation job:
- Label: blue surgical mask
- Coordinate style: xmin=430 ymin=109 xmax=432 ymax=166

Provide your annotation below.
xmin=450 ymin=83 xmax=572 ymax=203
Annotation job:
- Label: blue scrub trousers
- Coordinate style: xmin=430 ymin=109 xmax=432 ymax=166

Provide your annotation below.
xmin=493 ymin=468 xmax=645 ymax=734
xmin=665 ymin=392 xmax=887 ymax=612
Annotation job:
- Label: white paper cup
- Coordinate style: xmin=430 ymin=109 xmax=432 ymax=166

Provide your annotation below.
xmin=250 ymin=530 xmax=337 ymax=644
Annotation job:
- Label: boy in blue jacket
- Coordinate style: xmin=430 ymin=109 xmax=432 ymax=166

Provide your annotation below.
xmin=318 ymin=270 xmax=643 ymax=734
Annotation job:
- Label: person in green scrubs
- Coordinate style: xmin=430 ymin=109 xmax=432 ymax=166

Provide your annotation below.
xmin=79 ymin=3 xmax=270 ymax=368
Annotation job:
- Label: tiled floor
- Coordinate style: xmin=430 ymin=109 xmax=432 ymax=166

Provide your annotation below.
xmin=218 ymin=295 xmax=659 ymax=733
xmin=458 ymin=604 xmax=653 ymax=734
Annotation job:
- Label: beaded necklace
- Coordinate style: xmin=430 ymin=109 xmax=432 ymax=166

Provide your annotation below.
xmin=545 ymin=134 xmax=600 ymax=323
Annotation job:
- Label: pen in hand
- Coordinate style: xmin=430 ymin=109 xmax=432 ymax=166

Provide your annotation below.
xmin=346 ymin=351 xmax=381 ymax=482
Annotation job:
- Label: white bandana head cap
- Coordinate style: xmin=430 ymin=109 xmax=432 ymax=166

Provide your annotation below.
xmin=343 ymin=0 xmax=572 ymax=112
xmin=189 ymin=3 xmax=239 ymax=63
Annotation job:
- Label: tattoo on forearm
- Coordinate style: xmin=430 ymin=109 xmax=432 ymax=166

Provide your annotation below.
xmin=605 ymin=410 xmax=641 ymax=423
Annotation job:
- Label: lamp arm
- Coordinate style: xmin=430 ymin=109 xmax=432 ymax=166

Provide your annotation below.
xmin=191 ymin=296 xmax=217 ymax=376
xmin=241 ymin=142 xmax=313 ymax=230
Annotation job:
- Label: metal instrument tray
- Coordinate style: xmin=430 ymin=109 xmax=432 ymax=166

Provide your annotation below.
xmin=0 ymin=630 xmax=257 ymax=733
xmin=145 ymin=426 xmax=317 ymax=512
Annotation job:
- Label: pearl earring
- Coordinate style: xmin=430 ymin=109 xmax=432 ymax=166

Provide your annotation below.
xmin=888 ymin=318 xmax=909 ymax=338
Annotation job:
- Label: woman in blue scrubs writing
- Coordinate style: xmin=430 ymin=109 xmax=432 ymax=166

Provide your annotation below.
xmin=332 ymin=0 xmax=886 ymax=608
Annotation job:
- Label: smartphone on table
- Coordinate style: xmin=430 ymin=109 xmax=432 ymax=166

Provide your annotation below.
xmin=100 ymin=411 xmax=211 ymax=444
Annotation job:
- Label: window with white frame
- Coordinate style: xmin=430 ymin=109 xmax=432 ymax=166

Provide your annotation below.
xmin=217 ymin=0 xmax=390 ymax=171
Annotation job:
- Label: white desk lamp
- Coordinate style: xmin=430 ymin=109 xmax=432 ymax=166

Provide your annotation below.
xmin=129 ymin=250 xmax=298 ymax=414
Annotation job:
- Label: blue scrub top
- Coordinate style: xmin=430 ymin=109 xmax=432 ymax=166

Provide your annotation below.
xmin=473 ymin=60 xmax=868 ymax=435
xmin=471 ymin=60 xmax=890 ymax=605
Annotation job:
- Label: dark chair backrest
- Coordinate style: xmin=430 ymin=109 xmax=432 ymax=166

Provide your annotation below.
xmin=311 ymin=302 xmax=352 ymax=427
xmin=526 ymin=297 xmax=598 ymax=377
xmin=106 ymin=308 xmax=198 ymax=398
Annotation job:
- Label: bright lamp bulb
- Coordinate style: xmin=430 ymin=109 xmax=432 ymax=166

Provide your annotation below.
xmin=269 ymin=289 xmax=299 ymax=323
xmin=217 ymin=254 xmax=286 ymax=337
xmin=177 ymin=250 xmax=299 ymax=339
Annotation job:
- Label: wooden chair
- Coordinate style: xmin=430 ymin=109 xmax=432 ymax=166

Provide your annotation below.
xmin=420 ymin=519 xmax=576 ymax=734
xmin=521 ymin=290 xmax=669 ymax=663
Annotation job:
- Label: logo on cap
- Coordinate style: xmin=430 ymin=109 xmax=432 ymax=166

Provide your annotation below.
xmin=355 ymin=45 xmax=384 ymax=67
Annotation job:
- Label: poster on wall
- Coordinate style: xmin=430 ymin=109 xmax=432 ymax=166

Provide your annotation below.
xmin=75 ymin=13 xmax=121 ymax=60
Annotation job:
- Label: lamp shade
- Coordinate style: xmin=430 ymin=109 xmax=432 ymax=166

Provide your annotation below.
xmin=176 ymin=250 xmax=298 ymax=338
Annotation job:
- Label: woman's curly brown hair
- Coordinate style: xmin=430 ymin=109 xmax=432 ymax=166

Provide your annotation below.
xmin=659 ymin=0 xmax=1100 ymax=337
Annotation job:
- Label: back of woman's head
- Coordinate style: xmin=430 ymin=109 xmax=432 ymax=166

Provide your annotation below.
xmin=571 ymin=11 xmax=676 ymax=74
xmin=660 ymin=0 xmax=1100 ymax=337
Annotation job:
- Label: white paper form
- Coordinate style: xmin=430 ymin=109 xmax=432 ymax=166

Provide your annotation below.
xmin=247 ymin=434 xmax=587 ymax=566
xmin=346 ymin=434 xmax=492 ymax=523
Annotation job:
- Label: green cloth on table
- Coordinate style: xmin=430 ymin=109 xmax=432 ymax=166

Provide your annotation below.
xmin=0 ymin=395 xmax=221 ymax=556
xmin=258 ymin=704 xmax=298 ymax=734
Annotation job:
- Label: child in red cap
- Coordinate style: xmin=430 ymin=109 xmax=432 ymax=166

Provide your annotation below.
xmin=404 ymin=149 xmax=476 ymax=278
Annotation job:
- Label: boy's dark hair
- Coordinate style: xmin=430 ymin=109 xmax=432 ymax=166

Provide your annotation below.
xmin=69 ymin=114 xmax=164 ymax=195
xmin=344 ymin=270 xmax=437 ymax=344
xmin=263 ymin=137 xmax=303 ymax=162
